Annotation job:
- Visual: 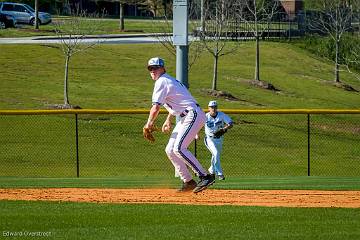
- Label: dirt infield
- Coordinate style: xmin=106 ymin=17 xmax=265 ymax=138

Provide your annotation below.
xmin=1 ymin=188 xmax=360 ymax=208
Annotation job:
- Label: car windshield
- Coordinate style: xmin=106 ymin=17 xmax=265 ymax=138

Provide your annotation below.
xmin=23 ymin=4 xmax=35 ymax=12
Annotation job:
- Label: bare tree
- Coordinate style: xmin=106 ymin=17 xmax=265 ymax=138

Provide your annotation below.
xmin=237 ymin=0 xmax=279 ymax=83
xmin=345 ymin=47 xmax=360 ymax=82
xmin=54 ymin=10 xmax=102 ymax=108
xmin=101 ymin=0 xmax=140 ymax=31
xmin=345 ymin=0 xmax=360 ymax=86
xmin=63 ymin=0 xmax=71 ymax=15
xmin=307 ymin=0 xmax=353 ymax=83
xmin=162 ymin=0 xmax=172 ymax=17
xmin=140 ymin=0 xmax=164 ymax=17
xmin=198 ymin=0 xmax=240 ymax=91
xmin=108 ymin=0 xmax=170 ymax=32
xmin=337 ymin=51 xmax=360 ymax=92
xmin=352 ymin=0 xmax=360 ymax=34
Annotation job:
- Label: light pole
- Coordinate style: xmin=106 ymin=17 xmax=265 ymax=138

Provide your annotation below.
xmin=173 ymin=0 xmax=189 ymax=88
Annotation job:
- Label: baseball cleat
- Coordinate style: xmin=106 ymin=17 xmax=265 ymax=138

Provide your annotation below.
xmin=193 ymin=174 xmax=215 ymax=193
xmin=218 ymin=175 xmax=225 ymax=181
xmin=177 ymin=179 xmax=197 ymax=192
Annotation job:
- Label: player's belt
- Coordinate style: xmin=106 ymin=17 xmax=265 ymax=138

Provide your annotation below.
xmin=180 ymin=110 xmax=189 ymax=118
xmin=209 ymin=135 xmax=221 ymax=139
xmin=180 ymin=104 xmax=200 ymax=118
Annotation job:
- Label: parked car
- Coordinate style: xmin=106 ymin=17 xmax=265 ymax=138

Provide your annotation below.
xmin=0 ymin=12 xmax=16 ymax=29
xmin=0 ymin=2 xmax=51 ymax=25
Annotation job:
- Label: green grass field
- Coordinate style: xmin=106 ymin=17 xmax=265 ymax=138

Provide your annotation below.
xmin=1 ymin=200 xmax=359 ymax=240
xmin=1 ymin=41 xmax=360 ymax=239
xmin=0 ymin=176 xmax=359 ymax=190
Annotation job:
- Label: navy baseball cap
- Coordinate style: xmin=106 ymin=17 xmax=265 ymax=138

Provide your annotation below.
xmin=147 ymin=57 xmax=165 ymax=70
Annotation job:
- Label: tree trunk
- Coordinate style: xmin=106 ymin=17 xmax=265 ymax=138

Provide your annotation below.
xmin=212 ymin=54 xmax=219 ymax=91
xmin=221 ymin=0 xmax=225 ymax=22
xmin=358 ymin=11 xmax=360 ymax=36
xmin=254 ymin=1 xmax=260 ymax=81
xmin=163 ymin=0 xmax=167 ymax=17
xmin=201 ymin=0 xmax=205 ymax=32
xmin=334 ymin=7 xmax=340 ymax=83
xmin=335 ymin=39 xmax=340 ymax=82
xmin=64 ymin=54 xmax=70 ymax=105
xmin=63 ymin=0 xmax=70 ymax=15
xmin=35 ymin=0 xmax=39 ymax=30
xmin=255 ymin=35 xmax=260 ymax=81
xmin=78 ymin=0 xmax=83 ymax=11
xmin=119 ymin=2 xmax=125 ymax=31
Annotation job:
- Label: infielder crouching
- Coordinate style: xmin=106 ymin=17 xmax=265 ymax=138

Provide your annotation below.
xmin=143 ymin=57 xmax=215 ymax=193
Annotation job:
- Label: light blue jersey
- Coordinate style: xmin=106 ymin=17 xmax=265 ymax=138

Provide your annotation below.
xmin=205 ymin=111 xmax=233 ymax=138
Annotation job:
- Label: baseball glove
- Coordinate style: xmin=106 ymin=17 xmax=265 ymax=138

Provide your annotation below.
xmin=213 ymin=128 xmax=227 ymax=138
xmin=143 ymin=126 xmax=156 ymax=143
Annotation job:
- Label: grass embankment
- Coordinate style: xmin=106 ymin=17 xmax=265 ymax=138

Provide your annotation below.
xmin=0 ymin=42 xmax=359 ymax=109
xmin=0 ymin=42 xmax=359 ymax=180
xmin=0 ymin=42 xmax=359 ymax=240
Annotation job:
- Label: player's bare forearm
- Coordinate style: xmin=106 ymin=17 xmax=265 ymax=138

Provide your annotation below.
xmin=162 ymin=113 xmax=173 ymax=133
xmin=224 ymin=123 xmax=233 ymax=131
xmin=145 ymin=104 xmax=160 ymax=128
xmin=166 ymin=113 xmax=174 ymax=122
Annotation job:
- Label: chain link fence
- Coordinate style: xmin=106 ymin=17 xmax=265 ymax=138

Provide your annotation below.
xmin=0 ymin=110 xmax=359 ymax=179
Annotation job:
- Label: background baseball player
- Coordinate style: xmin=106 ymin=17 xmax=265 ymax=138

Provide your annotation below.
xmin=143 ymin=57 xmax=215 ymax=193
xmin=204 ymin=100 xmax=233 ymax=180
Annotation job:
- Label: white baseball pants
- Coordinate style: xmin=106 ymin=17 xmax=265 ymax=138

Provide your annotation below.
xmin=165 ymin=107 xmax=207 ymax=183
xmin=204 ymin=136 xmax=224 ymax=176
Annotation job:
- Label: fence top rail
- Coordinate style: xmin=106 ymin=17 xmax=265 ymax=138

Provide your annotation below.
xmin=0 ymin=109 xmax=360 ymax=115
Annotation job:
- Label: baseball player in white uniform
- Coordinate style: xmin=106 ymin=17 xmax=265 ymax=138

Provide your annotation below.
xmin=204 ymin=100 xmax=233 ymax=180
xmin=143 ymin=57 xmax=215 ymax=193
